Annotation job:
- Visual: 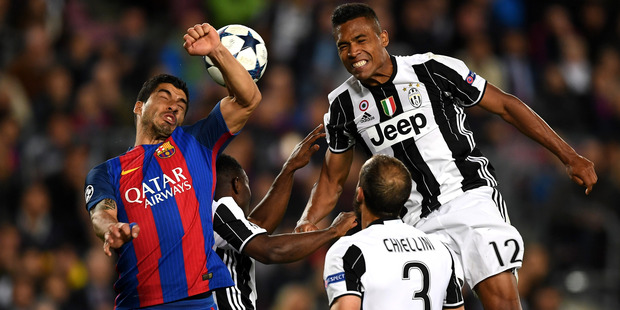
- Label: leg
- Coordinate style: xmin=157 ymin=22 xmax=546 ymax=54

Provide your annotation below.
xmin=474 ymin=270 xmax=522 ymax=310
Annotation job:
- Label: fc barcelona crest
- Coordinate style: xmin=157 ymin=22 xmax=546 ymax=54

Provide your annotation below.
xmin=156 ymin=141 xmax=176 ymax=159
xmin=380 ymin=96 xmax=397 ymax=117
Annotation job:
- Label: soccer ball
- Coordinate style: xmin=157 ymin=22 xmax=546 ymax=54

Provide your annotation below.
xmin=204 ymin=24 xmax=268 ymax=86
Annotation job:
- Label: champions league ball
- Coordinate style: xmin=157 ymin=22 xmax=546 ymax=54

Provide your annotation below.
xmin=204 ymin=24 xmax=268 ymax=86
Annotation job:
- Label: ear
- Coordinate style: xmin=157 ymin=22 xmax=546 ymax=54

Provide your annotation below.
xmin=380 ymin=30 xmax=389 ymax=47
xmin=232 ymin=177 xmax=240 ymax=195
xmin=134 ymin=101 xmax=144 ymax=117
xmin=355 ymin=187 xmax=364 ymax=203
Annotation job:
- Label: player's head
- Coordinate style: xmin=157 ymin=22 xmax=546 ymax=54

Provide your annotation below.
xmin=356 ymin=155 xmax=411 ymax=218
xmin=331 ymin=3 xmax=390 ymax=85
xmin=134 ymin=74 xmax=189 ymax=139
xmin=215 ymin=154 xmax=252 ymax=213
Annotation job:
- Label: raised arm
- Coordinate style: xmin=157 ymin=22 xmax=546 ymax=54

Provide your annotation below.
xmin=89 ymin=199 xmax=140 ymax=257
xmin=243 ymin=212 xmax=357 ymax=264
xmin=183 ymin=23 xmax=261 ymax=133
xmin=295 ymin=149 xmax=355 ymax=232
xmin=478 ymin=83 xmax=597 ymax=194
xmin=247 ymin=125 xmax=325 ymax=233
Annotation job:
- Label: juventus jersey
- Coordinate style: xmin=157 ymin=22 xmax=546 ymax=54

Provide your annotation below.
xmin=325 ymin=53 xmax=497 ymax=224
xmin=323 ymin=219 xmax=464 ymax=309
xmin=212 ymin=197 xmax=266 ymax=310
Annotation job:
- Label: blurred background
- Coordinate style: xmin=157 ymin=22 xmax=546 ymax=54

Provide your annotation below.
xmin=0 ymin=0 xmax=618 ymax=309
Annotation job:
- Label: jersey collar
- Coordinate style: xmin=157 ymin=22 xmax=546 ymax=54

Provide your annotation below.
xmin=368 ymin=216 xmax=402 ymax=227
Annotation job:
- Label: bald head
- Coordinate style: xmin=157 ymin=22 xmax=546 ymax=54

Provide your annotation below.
xmin=358 ymin=155 xmax=412 ymax=218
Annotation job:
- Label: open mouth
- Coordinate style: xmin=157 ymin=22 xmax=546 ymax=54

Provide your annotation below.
xmin=163 ymin=113 xmax=176 ymax=125
xmin=352 ymin=60 xmax=368 ymax=68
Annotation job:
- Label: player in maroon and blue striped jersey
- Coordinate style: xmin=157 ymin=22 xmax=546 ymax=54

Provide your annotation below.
xmin=83 ymin=23 xmax=261 ymax=310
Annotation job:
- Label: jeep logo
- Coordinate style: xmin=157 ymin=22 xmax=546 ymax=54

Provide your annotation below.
xmin=369 ymin=112 xmax=427 ymax=146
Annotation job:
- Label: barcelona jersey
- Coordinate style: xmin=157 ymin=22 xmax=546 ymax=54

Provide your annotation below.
xmin=84 ymin=103 xmax=235 ymax=309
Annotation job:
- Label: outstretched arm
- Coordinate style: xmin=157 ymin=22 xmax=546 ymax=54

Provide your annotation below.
xmin=243 ymin=212 xmax=357 ymax=264
xmin=183 ymin=23 xmax=261 ymax=133
xmin=295 ymin=149 xmax=355 ymax=232
xmin=479 ymin=83 xmax=597 ymax=194
xmin=89 ymin=199 xmax=140 ymax=257
xmin=247 ymin=125 xmax=326 ymax=233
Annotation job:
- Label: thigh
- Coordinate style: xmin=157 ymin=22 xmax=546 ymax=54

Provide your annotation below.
xmin=414 ymin=187 xmax=524 ymax=287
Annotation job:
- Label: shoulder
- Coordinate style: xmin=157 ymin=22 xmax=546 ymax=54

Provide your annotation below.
xmin=86 ymin=159 xmax=116 ymax=181
xmin=326 ymin=235 xmax=355 ymax=258
xmin=327 ymin=76 xmax=361 ymax=103
xmin=213 ymin=197 xmax=244 ymax=217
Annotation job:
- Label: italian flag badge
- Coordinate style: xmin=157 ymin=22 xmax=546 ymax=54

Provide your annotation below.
xmin=380 ymin=96 xmax=396 ymax=117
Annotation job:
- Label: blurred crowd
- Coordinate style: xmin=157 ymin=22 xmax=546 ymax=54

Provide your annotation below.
xmin=0 ymin=0 xmax=619 ymax=309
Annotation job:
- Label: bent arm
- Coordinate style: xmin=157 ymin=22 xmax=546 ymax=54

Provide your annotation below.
xmin=89 ymin=198 xmax=139 ymax=256
xmin=89 ymin=199 xmax=119 ymax=241
xmin=478 ymin=83 xmax=597 ymax=194
xmin=296 ymin=149 xmax=354 ymax=231
xmin=213 ymin=44 xmax=262 ymax=133
xmin=243 ymin=212 xmax=357 ymax=264
xmin=183 ymin=23 xmax=261 ymax=134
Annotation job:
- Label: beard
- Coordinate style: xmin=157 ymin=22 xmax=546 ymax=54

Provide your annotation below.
xmin=352 ymin=198 xmax=362 ymax=222
xmin=141 ymin=116 xmax=175 ymax=140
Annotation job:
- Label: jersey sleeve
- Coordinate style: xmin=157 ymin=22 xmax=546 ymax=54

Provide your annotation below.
xmin=84 ymin=162 xmax=116 ymax=212
xmin=181 ymin=102 xmax=237 ymax=152
xmin=426 ymin=53 xmax=487 ymax=107
xmin=324 ymin=93 xmax=357 ymax=154
xmin=442 ymin=243 xmax=465 ymax=308
xmin=323 ymin=239 xmax=364 ymax=306
xmin=212 ymin=197 xmax=267 ymax=253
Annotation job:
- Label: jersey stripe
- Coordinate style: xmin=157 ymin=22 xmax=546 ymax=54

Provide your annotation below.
xmin=342 ymin=245 xmax=365 ymax=293
xmin=215 ymin=249 xmax=256 ymax=310
xmin=154 ymin=138 xmax=208 ymax=299
xmin=118 ymin=146 xmax=164 ymax=306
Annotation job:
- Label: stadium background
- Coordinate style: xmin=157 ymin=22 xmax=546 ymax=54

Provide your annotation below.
xmin=0 ymin=0 xmax=618 ymax=309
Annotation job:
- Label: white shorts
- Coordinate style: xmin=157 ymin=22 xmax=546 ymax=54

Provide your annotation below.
xmin=411 ymin=186 xmax=524 ymax=288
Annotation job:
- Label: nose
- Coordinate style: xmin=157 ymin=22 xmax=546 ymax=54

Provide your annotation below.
xmin=348 ymin=43 xmax=361 ymax=57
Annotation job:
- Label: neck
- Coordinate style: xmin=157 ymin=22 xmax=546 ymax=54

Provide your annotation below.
xmin=362 ymin=53 xmax=393 ymax=87
xmin=360 ymin=204 xmax=379 ymax=229
xmin=134 ymin=126 xmax=169 ymax=146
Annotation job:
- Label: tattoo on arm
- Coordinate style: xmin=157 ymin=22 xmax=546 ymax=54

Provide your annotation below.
xmin=90 ymin=198 xmax=117 ymax=217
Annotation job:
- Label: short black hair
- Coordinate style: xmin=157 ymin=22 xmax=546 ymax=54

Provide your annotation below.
xmin=331 ymin=3 xmax=381 ymax=31
xmin=216 ymin=154 xmax=244 ymax=184
xmin=136 ymin=74 xmax=189 ymax=107
xmin=359 ymin=155 xmax=412 ymax=218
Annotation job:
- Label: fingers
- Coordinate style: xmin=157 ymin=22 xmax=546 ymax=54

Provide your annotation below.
xmin=186 ymin=23 xmax=211 ymax=40
xmin=103 ymin=234 xmax=112 ymax=256
xmin=130 ymin=223 xmax=140 ymax=239
xmin=103 ymin=241 xmax=112 ymax=257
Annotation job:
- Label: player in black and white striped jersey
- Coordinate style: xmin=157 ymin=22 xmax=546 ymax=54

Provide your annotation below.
xmin=297 ymin=3 xmax=597 ymax=310
xmin=211 ymin=125 xmax=357 ymax=310
xmin=324 ymin=155 xmax=464 ymax=310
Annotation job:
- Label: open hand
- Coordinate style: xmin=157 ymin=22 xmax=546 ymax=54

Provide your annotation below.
xmin=285 ymin=124 xmax=326 ymax=172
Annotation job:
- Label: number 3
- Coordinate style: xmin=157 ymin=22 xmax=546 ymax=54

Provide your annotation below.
xmin=402 ymin=261 xmax=431 ymax=310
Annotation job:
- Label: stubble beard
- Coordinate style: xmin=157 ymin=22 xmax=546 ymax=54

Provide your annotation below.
xmin=142 ymin=117 xmax=174 ymax=142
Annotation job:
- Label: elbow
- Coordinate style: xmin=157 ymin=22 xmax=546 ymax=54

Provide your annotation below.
xmin=246 ymin=89 xmax=262 ymax=112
